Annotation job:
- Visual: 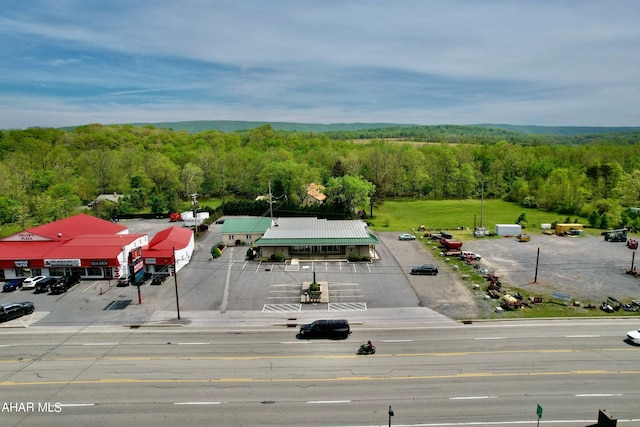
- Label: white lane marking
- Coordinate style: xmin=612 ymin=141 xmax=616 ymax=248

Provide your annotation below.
xmin=449 ymin=396 xmax=497 ymax=400
xmin=565 ymin=335 xmax=600 ymax=338
xmin=307 ymin=400 xmax=351 ymax=404
xmin=174 ymin=401 xmax=221 ymax=405
xmin=82 ymin=343 xmax=117 ymax=346
xmin=576 ymin=393 xmax=623 ymax=397
xmin=59 ymin=403 xmax=95 ymax=407
xmin=176 ymin=342 xmax=210 ymax=345
xmin=380 ymin=339 xmax=413 ymax=343
xmin=475 ymin=337 xmax=506 ymax=340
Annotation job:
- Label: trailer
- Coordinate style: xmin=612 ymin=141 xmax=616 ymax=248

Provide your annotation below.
xmin=495 ymin=224 xmax=522 ymax=236
xmin=603 ymin=228 xmax=628 ymax=242
xmin=441 ymin=239 xmax=463 ymax=250
xmin=555 ymin=223 xmax=584 ymax=236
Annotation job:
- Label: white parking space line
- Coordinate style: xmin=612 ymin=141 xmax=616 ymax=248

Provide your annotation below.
xmin=307 ymin=400 xmax=351 ymax=404
xmin=262 ymin=304 xmax=302 ymax=313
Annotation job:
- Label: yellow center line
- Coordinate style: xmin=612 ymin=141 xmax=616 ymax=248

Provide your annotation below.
xmin=2 ymin=370 xmax=640 ymax=387
xmin=0 ymin=347 xmax=632 ymax=364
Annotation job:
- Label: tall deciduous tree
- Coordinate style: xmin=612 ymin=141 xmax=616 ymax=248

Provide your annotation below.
xmin=325 ymin=175 xmax=375 ymax=215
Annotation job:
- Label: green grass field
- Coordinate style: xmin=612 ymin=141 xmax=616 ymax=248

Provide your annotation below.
xmin=368 ymin=199 xmax=587 ymax=236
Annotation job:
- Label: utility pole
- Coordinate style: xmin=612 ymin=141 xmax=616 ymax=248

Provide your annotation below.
xmin=173 ymin=247 xmax=180 ymax=320
xmin=480 ymin=181 xmax=484 ymax=228
xmin=268 ymin=181 xmax=274 ymax=221
xmin=190 ymin=193 xmax=199 ymax=238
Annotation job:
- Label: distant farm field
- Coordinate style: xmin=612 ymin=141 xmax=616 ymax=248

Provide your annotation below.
xmin=369 ymin=199 xmax=588 ymax=235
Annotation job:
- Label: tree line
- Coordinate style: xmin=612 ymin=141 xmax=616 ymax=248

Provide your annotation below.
xmin=1 ymin=123 xmax=639 ymax=231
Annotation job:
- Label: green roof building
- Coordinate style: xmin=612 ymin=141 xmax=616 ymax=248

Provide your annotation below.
xmin=220 ymin=216 xmax=378 ymax=260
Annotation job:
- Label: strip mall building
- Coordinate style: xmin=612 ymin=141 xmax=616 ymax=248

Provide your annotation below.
xmin=0 ymin=214 xmax=193 ymax=283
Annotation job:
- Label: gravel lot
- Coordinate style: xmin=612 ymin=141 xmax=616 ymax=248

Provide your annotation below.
xmin=452 ymin=232 xmax=640 ymax=303
xmin=381 ymin=230 xmax=640 ymax=319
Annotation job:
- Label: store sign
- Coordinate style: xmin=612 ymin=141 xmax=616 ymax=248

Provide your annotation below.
xmin=128 ymin=247 xmax=142 ymax=263
xmin=132 ymin=259 xmax=144 ymax=273
xmin=14 ymin=260 xmax=30 ymax=268
xmin=90 ymin=260 xmax=109 ymax=266
xmin=44 ymin=259 xmax=81 ymax=268
xmin=146 ymin=258 xmax=157 ymax=265
xmin=18 ymin=232 xmax=35 ymax=241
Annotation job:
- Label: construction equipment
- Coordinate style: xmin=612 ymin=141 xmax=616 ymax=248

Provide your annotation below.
xmin=603 ymin=228 xmax=628 ymax=242
xmin=518 ymin=233 xmax=531 ymax=242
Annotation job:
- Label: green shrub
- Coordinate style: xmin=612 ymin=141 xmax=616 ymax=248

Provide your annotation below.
xmin=210 ymin=247 xmax=222 ymax=258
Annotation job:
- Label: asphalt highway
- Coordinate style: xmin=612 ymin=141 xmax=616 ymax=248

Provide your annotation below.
xmin=1 ymin=319 xmax=639 ymax=426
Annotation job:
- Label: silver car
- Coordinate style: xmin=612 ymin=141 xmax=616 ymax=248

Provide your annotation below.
xmin=21 ymin=276 xmax=47 ymax=290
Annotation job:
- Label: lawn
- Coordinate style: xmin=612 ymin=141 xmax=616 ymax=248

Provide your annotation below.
xmin=368 ymin=199 xmax=587 ymax=236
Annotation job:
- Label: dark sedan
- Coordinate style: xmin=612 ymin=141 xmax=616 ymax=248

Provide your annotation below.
xmin=0 ymin=302 xmax=35 ymax=322
xmin=3 ymin=278 xmax=25 ymax=292
xmin=410 ymin=264 xmax=439 ymax=275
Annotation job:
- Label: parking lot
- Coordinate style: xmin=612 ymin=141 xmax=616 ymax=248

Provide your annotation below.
xmin=453 ymin=231 xmax=640 ymax=303
xmin=3 ymin=218 xmax=638 ymax=328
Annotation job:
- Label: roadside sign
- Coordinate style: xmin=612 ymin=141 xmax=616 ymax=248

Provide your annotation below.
xmin=537 ymin=404 xmax=543 ymax=418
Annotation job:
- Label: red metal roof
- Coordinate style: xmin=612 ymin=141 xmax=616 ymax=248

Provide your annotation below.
xmin=0 ymin=241 xmax=61 ymax=260
xmin=148 ymin=227 xmax=193 ymax=250
xmin=26 ymin=213 xmax=127 ymax=240
xmin=47 ymin=234 xmax=146 ymax=260
xmin=144 ymin=227 xmax=193 ymax=260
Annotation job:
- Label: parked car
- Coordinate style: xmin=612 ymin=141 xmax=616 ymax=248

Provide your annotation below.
xmin=50 ymin=274 xmax=81 ymax=294
xmin=0 ymin=302 xmax=35 ymax=323
xmin=627 ymin=329 xmax=640 ymax=345
xmin=460 ymin=251 xmax=482 ymax=261
xmin=410 ymin=264 xmax=439 ymax=275
xmin=398 ymin=233 xmax=416 ymax=241
xmin=34 ymin=277 xmax=57 ymax=294
xmin=21 ymin=276 xmax=47 ymax=290
xmin=151 ymin=274 xmax=168 ymax=285
xmin=117 ymin=276 xmax=131 ymax=287
xmin=3 ymin=278 xmax=25 ymax=292
xmin=297 ymin=319 xmax=351 ymax=340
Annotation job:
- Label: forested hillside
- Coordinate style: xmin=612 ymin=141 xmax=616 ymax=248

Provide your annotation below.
xmin=1 ymin=123 xmax=640 ymax=231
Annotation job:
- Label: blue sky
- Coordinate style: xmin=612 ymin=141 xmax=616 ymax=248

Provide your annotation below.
xmin=1 ymin=0 xmax=639 ymax=129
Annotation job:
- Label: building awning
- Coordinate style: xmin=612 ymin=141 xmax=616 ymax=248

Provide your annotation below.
xmin=254 ymin=233 xmax=378 ymax=247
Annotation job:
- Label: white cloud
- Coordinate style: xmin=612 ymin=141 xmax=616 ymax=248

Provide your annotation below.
xmin=1 ymin=0 xmax=639 ymax=128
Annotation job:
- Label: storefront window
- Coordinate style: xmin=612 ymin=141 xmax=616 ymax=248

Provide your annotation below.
xmin=86 ymin=267 xmax=103 ymax=277
xmin=49 ymin=267 xmax=66 ymax=276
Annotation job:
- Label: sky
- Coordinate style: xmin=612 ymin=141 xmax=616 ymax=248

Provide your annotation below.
xmin=1 ymin=0 xmax=639 ymax=129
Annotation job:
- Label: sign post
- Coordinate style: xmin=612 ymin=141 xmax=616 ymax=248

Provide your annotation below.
xmin=536 ymin=404 xmax=543 ymax=427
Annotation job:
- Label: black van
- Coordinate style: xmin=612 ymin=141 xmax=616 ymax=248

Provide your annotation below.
xmin=297 ymin=319 xmax=351 ymax=340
